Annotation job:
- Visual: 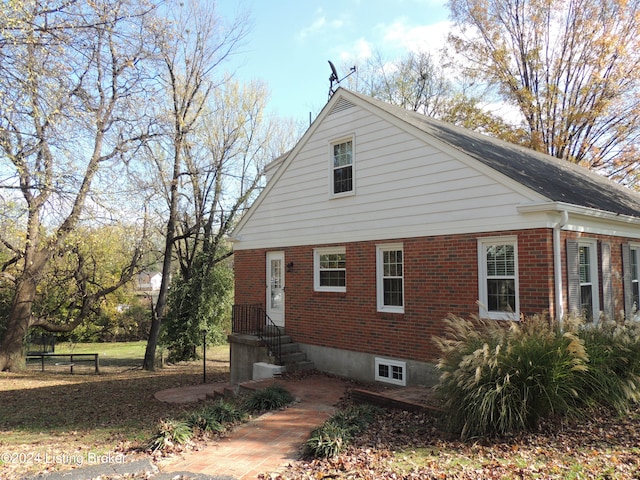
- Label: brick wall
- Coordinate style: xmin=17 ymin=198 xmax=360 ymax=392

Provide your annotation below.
xmin=234 ymin=228 xmax=632 ymax=363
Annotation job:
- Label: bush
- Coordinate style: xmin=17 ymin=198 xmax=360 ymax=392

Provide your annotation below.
xmin=435 ymin=314 xmax=590 ymax=439
xmin=577 ymin=318 xmax=640 ymax=413
xmin=184 ymin=408 xmax=225 ymax=434
xmin=147 ymin=419 xmax=192 ymax=453
xmin=305 ymin=421 xmax=349 ymax=458
xmin=204 ymin=399 xmax=247 ymax=424
xmin=304 ymin=404 xmax=383 ymax=458
xmin=242 ymin=384 xmax=294 ymax=413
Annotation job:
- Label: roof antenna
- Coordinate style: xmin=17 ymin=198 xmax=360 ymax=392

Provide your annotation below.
xmin=328 ymin=60 xmax=356 ymax=99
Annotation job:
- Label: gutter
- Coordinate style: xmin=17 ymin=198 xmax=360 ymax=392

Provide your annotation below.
xmin=553 ymin=210 xmax=569 ymax=325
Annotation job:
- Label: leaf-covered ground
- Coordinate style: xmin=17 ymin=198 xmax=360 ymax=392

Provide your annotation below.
xmin=0 ymin=359 xmax=228 ymax=480
xmin=277 ymin=403 xmax=640 ymax=479
xmin=3 ymin=359 xmax=640 ymax=479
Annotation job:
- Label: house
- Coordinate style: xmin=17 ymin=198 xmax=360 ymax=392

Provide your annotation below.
xmin=136 ymin=271 xmax=163 ymax=293
xmin=229 ymin=88 xmax=640 ymax=387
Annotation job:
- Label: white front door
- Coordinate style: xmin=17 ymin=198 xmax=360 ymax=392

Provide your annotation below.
xmin=266 ymin=251 xmax=285 ymax=327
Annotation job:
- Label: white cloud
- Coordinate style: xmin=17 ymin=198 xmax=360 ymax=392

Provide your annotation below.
xmin=297 ymin=8 xmax=348 ymax=41
xmin=382 ymin=19 xmax=454 ymax=55
xmin=338 ymin=38 xmax=374 ymax=63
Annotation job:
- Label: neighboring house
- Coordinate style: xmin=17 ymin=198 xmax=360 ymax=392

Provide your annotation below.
xmin=137 ymin=272 xmax=163 ymax=293
xmin=229 ymin=88 xmax=640 ymax=387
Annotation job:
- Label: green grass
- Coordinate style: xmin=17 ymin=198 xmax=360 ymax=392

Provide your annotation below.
xmin=55 ymin=340 xmax=148 ymax=357
xmin=26 ymin=341 xmax=229 ymax=372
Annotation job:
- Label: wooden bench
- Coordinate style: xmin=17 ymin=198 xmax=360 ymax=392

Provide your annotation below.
xmin=26 ymin=353 xmax=100 ymax=374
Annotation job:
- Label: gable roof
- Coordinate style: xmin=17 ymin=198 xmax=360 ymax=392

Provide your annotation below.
xmin=233 ymin=89 xmax=640 ymax=240
xmin=344 ymin=89 xmax=640 ymax=219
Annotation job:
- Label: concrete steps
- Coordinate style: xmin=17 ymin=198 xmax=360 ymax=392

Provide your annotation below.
xmin=263 ymin=332 xmax=314 ymax=374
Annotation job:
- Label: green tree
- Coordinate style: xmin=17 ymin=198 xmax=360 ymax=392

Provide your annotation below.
xmin=161 ymin=249 xmax=233 ymax=362
xmin=448 ymin=0 xmax=640 ymax=186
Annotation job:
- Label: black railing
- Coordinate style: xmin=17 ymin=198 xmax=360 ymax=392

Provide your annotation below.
xmin=232 ymin=304 xmax=282 ymax=363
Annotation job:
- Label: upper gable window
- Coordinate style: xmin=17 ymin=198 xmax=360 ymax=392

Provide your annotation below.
xmin=331 ymin=138 xmax=354 ymax=196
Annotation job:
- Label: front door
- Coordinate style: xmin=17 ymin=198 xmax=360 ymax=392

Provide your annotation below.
xmin=266 ymin=251 xmax=285 ymax=327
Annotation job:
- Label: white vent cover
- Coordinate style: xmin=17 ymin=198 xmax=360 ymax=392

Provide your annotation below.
xmin=329 ymin=98 xmax=355 ymax=115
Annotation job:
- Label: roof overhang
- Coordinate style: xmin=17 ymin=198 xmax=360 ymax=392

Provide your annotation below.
xmin=517 ymin=201 xmax=640 ymax=227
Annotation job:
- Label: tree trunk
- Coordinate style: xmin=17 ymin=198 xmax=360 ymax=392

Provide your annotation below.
xmin=143 ymin=142 xmax=180 ymax=371
xmin=0 ymin=278 xmax=37 ymax=371
xmin=142 ymin=244 xmax=172 ymax=370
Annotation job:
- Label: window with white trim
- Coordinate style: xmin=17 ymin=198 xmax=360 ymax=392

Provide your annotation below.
xmin=578 ymin=243 xmax=598 ymax=320
xmin=314 ymin=247 xmax=346 ymax=292
xmin=376 ymin=243 xmax=404 ymax=313
xmin=567 ymin=239 xmax=600 ymax=321
xmin=478 ymin=237 xmax=519 ymax=320
xmin=331 ymin=138 xmax=353 ymax=196
xmin=623 ymin=243 xmax=640 ymax=318
xmin=632 ymin=246 xmax=640 ymax=314
xmin=375 ymin=357 xmax=406 ymax=386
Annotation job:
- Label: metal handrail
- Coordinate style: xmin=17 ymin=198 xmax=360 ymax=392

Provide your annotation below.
xmin=232 ymin=304 xmax=282 ymax=363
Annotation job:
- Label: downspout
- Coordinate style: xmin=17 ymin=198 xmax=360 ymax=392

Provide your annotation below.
xmin=553 ymin=210 xmax=569 ymax=327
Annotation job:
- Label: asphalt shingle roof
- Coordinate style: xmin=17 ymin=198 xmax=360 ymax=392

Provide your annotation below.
xmin=348 ymin=89 xmax=640 ymax=219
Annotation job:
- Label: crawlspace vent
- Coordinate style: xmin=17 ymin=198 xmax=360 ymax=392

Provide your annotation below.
xmin=329 ymin=98 xmax=355 ymax=115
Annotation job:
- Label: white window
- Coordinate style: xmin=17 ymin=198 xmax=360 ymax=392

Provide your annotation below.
xmin=622 ymin=243 xmax=640 ymax=319
xmin=376 ymin=243 xmax=404 ymax=313
xmin=314 ymin=247 xmax=346 ymax=292
xmin=375 ymin=357 xmax=406 ymax=386
xmin=632 ymin=246 xmax=640 ymax=315
xmin=330 ymin=138 xmax=354 ymax=196
xmin=567 ymin=239 xmax=600 ymax=321
xmin=478 ymin=237 xmax=519 ymax=320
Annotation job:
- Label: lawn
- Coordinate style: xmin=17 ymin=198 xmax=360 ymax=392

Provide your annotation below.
xmin=1 ymin=342 xmax=229 ymax=479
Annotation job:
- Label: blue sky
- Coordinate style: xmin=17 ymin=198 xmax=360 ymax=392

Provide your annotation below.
xmin=216 ymin=0 xmax=451 ymax=123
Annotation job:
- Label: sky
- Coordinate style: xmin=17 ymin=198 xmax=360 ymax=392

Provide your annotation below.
xmin=216 ymin=0 xmax=452 ymax=124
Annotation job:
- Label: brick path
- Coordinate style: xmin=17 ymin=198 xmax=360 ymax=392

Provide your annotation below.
xmin=160 ymin=375 xmax=349 ymax=479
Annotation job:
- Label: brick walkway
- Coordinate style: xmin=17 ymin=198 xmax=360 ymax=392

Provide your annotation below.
xmin=160 ymin=375 xmax=349 ymax=479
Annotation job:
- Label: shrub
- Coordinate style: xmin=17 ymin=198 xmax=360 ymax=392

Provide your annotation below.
xmin=434 ymin=314 xmax=589 ymax=439
xmin=577 ymin=318 xmax=640 ymax=413
xmin=305 ymin=421 xmax=349 ymax=458
xmin=241 ymin=384 xmax=294 ymax=413
xmin=147 ymin=419 xmax=192 ymax=453
xmin=205 ymin=399 xmax=247 ymax=424
xmin=184 ymin=408 xmax=225 ymax=434
xmin=304 ymin=404 xmax=383 ymax=458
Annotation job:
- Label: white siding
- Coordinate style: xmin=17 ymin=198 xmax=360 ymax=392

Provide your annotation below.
xmin=234 ymin=104 xmax=542 ymax=250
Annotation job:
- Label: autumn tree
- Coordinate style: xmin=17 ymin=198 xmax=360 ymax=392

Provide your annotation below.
xmin=448 ymin=0 xmax=640 ymax=186
xmin=0 ymin=0 xmax=157 ymax=371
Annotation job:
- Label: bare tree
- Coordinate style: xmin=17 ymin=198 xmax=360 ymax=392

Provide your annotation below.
xmin=0 ymin=0 xmax=157 ymax=371
xmin=356 ymin=50 xmax=452 ymax=117
xmin=141 ymin=0 xmax=250 ymax=370
xmin=448 ymin=0 xmax=640 ymax=186
xmin=351 ymin=50 xmax=522 ymax=142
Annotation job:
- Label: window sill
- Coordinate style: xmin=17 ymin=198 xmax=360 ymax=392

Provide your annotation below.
xmin=329 ymin=191 xmax=355 ymax=199
xmin=480 ymin=311 xmax=519 ymax=321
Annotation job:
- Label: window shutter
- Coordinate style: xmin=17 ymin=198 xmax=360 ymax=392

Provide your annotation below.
xmin=622 ymin=243 xmax=633 ymax=320
xmin=601 ymin=242 xmax=612 ymax=320
xmin=566 ymin=239 xmax=580 ymax=316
